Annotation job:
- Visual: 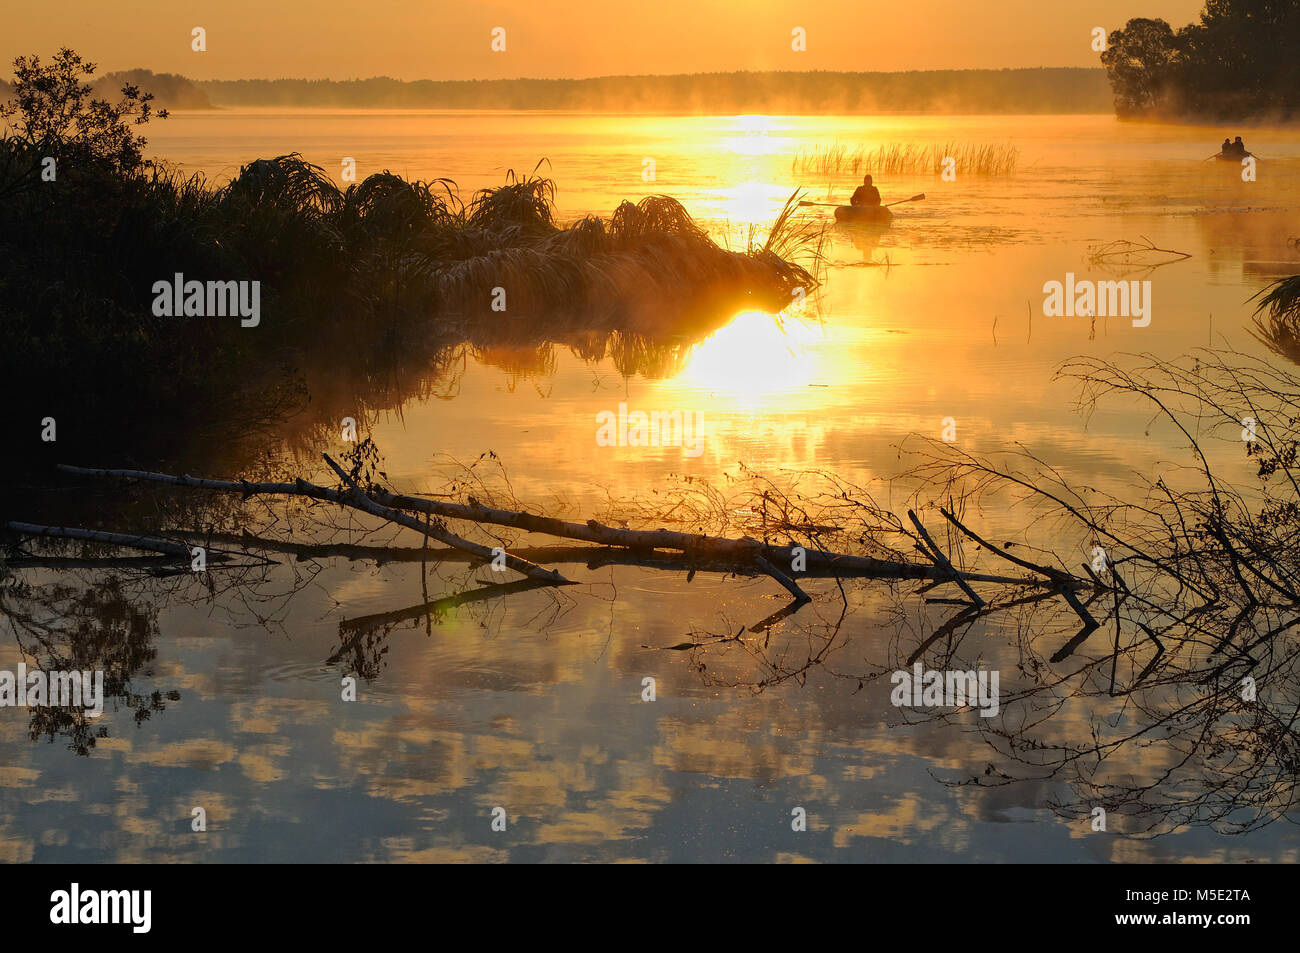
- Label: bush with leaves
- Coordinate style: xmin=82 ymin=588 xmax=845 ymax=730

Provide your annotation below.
xmin=0 ymin=47 xmax=166 ymax=174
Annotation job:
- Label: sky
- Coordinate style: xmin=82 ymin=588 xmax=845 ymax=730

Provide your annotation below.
xmin=3 ymin=0 xmax=1208 ymax=81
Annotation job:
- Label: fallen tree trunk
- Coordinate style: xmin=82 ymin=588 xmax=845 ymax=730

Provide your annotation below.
xmin=319 ymin=453 xmax=570 ymax=584
xmin=54 ymin=461 xmax=1042 ymax=583
xmin=47 ymin=459 xmax=1073 ymax=598
xmin=4 ymin=524 xmax=1042 ymax=586
xmin=53 ymin=461 xmax=568 ymax=584
xmin=6 ymin=521 xmax=201 ymax=559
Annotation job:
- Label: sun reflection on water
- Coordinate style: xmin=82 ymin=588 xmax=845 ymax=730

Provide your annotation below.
xmin=679 ymin=309 xmax=825 ymax=404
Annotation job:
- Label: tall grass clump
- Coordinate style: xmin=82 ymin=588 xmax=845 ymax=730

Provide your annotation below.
xmin=792 ymin=141 xmax=1019 ymax=177
xmin=1250 ymin=275 xmax=1300 ymax=365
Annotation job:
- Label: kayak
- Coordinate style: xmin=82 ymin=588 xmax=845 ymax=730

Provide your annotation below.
xmin=834 ymin=205 xmax=893 ymax=225
xmin=1214 ymin=151 xmax=1254 ymax=161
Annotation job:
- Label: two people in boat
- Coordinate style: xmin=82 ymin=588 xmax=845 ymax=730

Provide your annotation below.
xmin=1220 ymin=136 xmax=1249 ymax=158
xmin=850 ymin=174 xmax=882 ymax=207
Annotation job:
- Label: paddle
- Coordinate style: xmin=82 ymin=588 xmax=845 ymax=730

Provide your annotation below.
xmin=798 ymin=193 xmax=926 ymax=209
xmin=886 ymin=192 xmax=926 ymax=207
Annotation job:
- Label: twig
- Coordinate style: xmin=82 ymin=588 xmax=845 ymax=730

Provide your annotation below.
xmin=320 ymin=453 xmax=570 ymax=584
xmin=908 ymin=510 xmax=984 ymax=607
xmin=753 ymin=555 xmax=812 ymax=604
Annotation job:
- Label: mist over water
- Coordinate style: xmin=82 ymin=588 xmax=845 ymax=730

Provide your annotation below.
xmin=4 ymin=110 xmax=1300 ymax=862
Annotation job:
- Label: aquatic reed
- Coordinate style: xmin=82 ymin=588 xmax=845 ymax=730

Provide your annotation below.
xmin=791 ymin=141 xmax=1019 ymax=177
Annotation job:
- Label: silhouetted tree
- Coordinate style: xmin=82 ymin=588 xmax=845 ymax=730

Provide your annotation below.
xmin=1176 ymin=0 xmax=1300 ymax=114
xmin=1102 ymin=1 xmax=1300 ymax=118
xmin=0 ymin=48 xmax=166 ymax=172
xmin=1101 ymin=18 xmax=1177 ymax=116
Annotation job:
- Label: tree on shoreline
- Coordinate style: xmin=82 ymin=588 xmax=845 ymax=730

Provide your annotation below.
xmin=1102 ymin=0 xmax=1300 ymax=119
xmin=1100 ymin=18 xmax=1177 ymax=116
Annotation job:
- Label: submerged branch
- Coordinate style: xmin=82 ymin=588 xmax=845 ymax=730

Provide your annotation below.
xmin=6 ymin=521 xmax=195 ymax=557
xmin=45 ymin=461 xmax=1056 ymax=600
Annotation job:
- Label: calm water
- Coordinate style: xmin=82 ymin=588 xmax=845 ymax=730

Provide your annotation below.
xmin=4 ymin=112 xmax=1300 ymax=862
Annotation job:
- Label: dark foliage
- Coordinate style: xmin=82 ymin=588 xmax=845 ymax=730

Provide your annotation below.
xmin=1102 ymin=0 xmax=1300 ymax=118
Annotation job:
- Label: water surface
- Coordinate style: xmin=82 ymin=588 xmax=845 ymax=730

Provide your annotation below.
xmin=4 ymin=112 xmax=1300 ymax=862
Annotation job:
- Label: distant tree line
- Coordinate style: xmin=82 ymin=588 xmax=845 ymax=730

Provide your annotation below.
xmin=1 ymin=66 xmax=1112 ymax=115
xmin=0 ymin=67 xmax=212 ymax=110
xmin=1102 ymin=0 xmax=1300 ymax=118
xmin=193 ymin=68 xmax=1109 ymax=114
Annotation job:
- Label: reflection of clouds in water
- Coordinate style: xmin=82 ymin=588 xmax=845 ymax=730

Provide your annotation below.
xmin=125 ymin=737 xmax=238 ymax=769
xmin=0 ymin=828 xmax=34 ymax=863
xmin=4 ymin=462 xmax=1296 ymax=860
xmin=834 ymin=801 xmax=946 ymax=847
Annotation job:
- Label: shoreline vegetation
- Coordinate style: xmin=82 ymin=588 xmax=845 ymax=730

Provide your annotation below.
xmin=1 ymin=67 xmax=1111 ymax=114
xmin=0 ymin=51 xmax=821 ymax=476
xmin=1102 ymin=0 xmax=1299 ymax=120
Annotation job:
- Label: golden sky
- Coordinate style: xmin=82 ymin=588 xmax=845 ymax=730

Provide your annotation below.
xmin=5 ymin=0 xmax=1207 ymax=80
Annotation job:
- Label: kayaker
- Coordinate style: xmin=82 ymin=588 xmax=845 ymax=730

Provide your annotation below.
xmin=1221 ymin=137 xmax=1232 ymax=155
xmin=1233 ymin=136 xmax=1247 ymax=156
xmin=851 ymin=174 xmax=882 ymax=207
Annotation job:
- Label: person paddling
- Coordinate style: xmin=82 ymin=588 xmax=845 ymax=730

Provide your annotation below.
xmin=1221 ymin=137 xmax=1232 ymax=156
xmin=851 ymin=174 xmax=882 ymax=207
xmin=1233 ymin=136 xmax=1248 ymax=157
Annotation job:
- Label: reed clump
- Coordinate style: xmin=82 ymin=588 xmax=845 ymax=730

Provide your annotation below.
xmin=1251 ymin=275 xmax=1300 ymax=364
xmin=1 ymin=145 xmax=817 ymax=354
xmin=0 ymin=143 xmax=819 ymax=467
xmin=792 ymin=141 xmax=1019 ymax=177
xmin=1 ymin=49 xmax=822 ymax=476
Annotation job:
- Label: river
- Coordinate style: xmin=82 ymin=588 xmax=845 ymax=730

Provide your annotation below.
xmin=3 ymin=110 xmax=1299 ymax=861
